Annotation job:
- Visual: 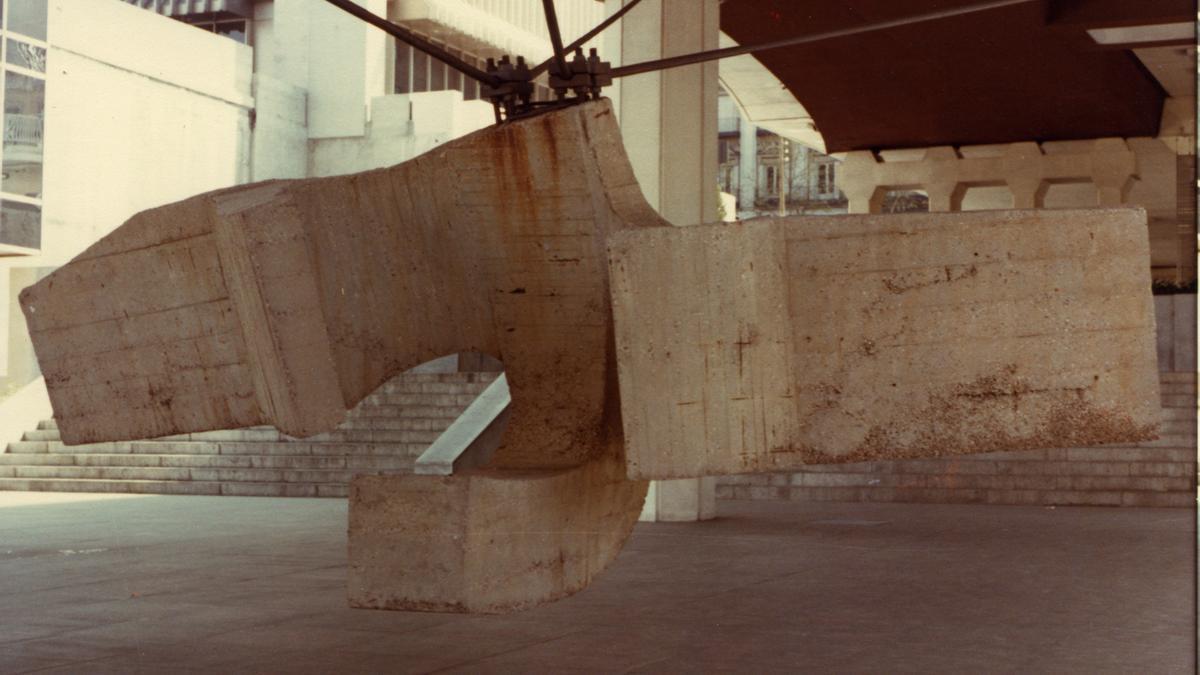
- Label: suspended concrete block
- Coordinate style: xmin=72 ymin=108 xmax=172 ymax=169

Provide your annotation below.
xmin=607 ymin=209 xmax=1162 ymax=479
xmin=21 ymin=99 xmax=653 ymax=613
xmin=20 ymin=100 xmax=661 ymax=472
xmin=19 ymin=97 xmax=1161 ymax=613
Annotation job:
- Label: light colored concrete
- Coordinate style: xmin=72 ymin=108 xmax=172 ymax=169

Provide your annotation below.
xmin=0 ymin=372 xmax=491 ymax=497
xmin=841 ymin=139 xmax=1138 ymax=214
xmin=349 ymin=440 xmax=645 ymax=614
xmin=609 ymin=208 xmax=1162 ymax=479
xmin=0 ymin=377 xmax=49 ymax=453
xmin=308 ymin=92 xmax=494 ymax=178
xmin=41 ymin=0 xmax=252 ymax=266
xmin=414 ymin=373 xmax=509 ymax=476
xmin=21 ymin=100 xmax=661 ymax=466
xmin=608 ymin=0 xmax=721 ymax=522
xmin=737 ymin=111 xmax=758 ymax=215
xmin=0 ymin=495 xmax=1192 ymax=672
xmin=718 ymin=31 xmax=825 ymax=153
xmin=22 ymin=100 xmax=657 ymax=613
xmin=1153 ymin=294 xmax=1198 ymax=371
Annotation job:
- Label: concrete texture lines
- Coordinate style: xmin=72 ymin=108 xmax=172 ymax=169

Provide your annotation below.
xmin=0 ymin=494 xmax=1192 ymax=673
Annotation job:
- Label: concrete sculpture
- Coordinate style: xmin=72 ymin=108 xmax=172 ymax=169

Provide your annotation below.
xmin=608 ymin=209 xmax=1161 ymax=479
xmin=19 ymin=99 xmax=1160 ymax=613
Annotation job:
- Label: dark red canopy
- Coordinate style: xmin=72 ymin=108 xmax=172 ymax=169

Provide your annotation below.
xmin=720 ymin=0 xmax=1194 ymax=152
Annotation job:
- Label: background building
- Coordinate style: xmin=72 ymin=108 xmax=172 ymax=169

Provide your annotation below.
xmin=0 ymin=0 xmax=1194 ymax=513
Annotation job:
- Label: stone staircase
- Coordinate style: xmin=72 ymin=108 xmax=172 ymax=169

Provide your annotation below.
xmin=718 ymin=372 xmax=1197 ymax=507
xmin=0 ymin=372 xmax=499 ymax=497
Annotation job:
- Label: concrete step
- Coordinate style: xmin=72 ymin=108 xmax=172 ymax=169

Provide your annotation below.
xmin=376 ymin=382 xmax=491 ymax=395
xmin=1160 ymin=394 xmax=1197 ymax=408
xmin=795 ymin=458 xmax=1196 ymax=478
xmin=0 ymin=371 xmax=496 ymax=499
xmin=337 ymin=416 xmax=455 ymax=431
xmin=781 ymin=471 xmax=1194 ymax=492
xmin=0 ymin=454 xmax=80 ymax=466
xmin=0 ymin=478 xmax=348 ymax=498
xmin=1159 ymin=371 xmax=1197 ymax=383
xmin=299 ymin=429 xmax=442 ymax=444
xmin=362 ymin=393 xmax=480 ymax=407
xmin=719 ymin=484 xmax=1194 ymax=508
xmin=0 ymin=453 xmax=413 ymax=471
xmin=0 ymin=464 xmax=403 ymax=484
xmin=343 ymin=404 xmax=465 ymax=419
xmin=30 ymin=419 xmax=457 ymax=441
xmin=391 ymin=372 xmax=499 ymax=384
xmin=1158 ymin=408 xmax=1197 ymax=421
xmin=4 ymin=440 xmax=432 ymax=458
xmin=214 ymin=442 xmax=428 ymax=457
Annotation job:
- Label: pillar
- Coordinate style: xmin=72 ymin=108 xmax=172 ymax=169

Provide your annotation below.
xmin=738 ymin=115 xmax=757 ymax=216
xmin=604 ymin=0 xmax=719 ymax=522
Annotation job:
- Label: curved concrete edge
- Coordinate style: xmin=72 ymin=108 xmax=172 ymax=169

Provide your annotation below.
xmin=348 ymin=443 xmax=649 ymax=614
xmin=413 ymin=372 xmax=510 ymax=476
xmin=717 ymin=32 xmax=827 ymax=153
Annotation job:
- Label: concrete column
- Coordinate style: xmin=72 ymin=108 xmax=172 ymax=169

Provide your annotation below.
xmin=605 ymin=0 xmax=719 ymax=522
xmin=738 ymin=116 xmax=757 ymax=216
xmin=304 ymin=0 xmax=388 ymax=139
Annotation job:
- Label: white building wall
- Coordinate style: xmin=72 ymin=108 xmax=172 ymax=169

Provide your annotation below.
xmin=309 ymin=91 xmax=492 ymax=177
xmin=42 ymin=0 xmax=253 ymax=265
xmin=0 ymin=0 xmax=253 ymax=388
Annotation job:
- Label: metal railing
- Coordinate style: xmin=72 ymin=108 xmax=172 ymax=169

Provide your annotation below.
xmin=4 ymin=114 xmax=42 ymax=149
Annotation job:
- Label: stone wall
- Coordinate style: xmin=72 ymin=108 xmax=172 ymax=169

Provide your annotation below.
xmin=717 ymin=294 xmax=1196 ymax=507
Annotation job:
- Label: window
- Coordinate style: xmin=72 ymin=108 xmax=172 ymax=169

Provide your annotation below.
xmin=395 ymin=37 xmax=548 ymax=104
xmin=5 ymin=39 xmax=42 ymax=72
xmin=179 ymin=17 xmax=249 ymax=44
xmin=0 ymin=198 xmax=38 ymax=248
xmin=763 ymin=165 xmax=778 ymax=197
xmin=3 ymin=70 xmax=43 ymax=200
xmin=7 ymin=0 xmax=45 ymax=42
xmin=817 ymin=163 xmax=834 ymax=196
xmin=0 ymin=3 xmax=46 ymax=249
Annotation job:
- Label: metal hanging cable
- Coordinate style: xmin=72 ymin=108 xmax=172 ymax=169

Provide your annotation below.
xmin=528 ymin=0 xmax=645 ymax=78
xmin=541 ymin=0 xmax=571 ymax=79
xmin=322 ymin=0 xmax=1037 ymax=123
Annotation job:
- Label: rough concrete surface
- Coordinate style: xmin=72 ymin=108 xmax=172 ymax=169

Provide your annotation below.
xmin=608 ymin=208 xmax=1161 ymax=479
xmin=19 ymin=98 xmax=1163 ymax=615
xmin=21 ymin=100 xmax=662 ymax=473
xmin=0 ymin=494 xmax=1193 ymax=673
xmin=20 ymin=99 xmax=656 ymax=613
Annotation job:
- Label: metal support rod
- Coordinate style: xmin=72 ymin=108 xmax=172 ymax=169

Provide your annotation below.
xmin=320 ymin=0 xmax=499 ymax=87
xmin=529 ymin=0 xmax=645 ymax=78
xmin=541 ymin=0 xmax=570 ymax=78
xmin=609 ymin=0 xmax=1039 ymax=79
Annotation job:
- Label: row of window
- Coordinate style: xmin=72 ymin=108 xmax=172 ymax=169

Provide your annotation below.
xmin=394 ymin=43 xmax=554 ymax=103
xmin=717 ymin=137 xmax=841 ymax=203
xmin=0 ymin=1 xmax=46 ymax=249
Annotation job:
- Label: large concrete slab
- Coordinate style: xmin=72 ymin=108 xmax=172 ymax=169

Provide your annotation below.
xmin=22 ymin=99 xmax=653 ymax=613
xmin=349 ymin=441 xmax=644 ymax=613
xmin=18 ymin=96 xmax=1162 ymax=614
xmin=608 ymin=209 xmax=1162 ymax=479
xmin=20 ymin=100 xmax=662 ymax=475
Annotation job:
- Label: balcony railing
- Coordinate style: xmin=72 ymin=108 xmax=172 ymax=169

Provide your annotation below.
xmin=5 ymin=114 xmax=42 ymax=149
